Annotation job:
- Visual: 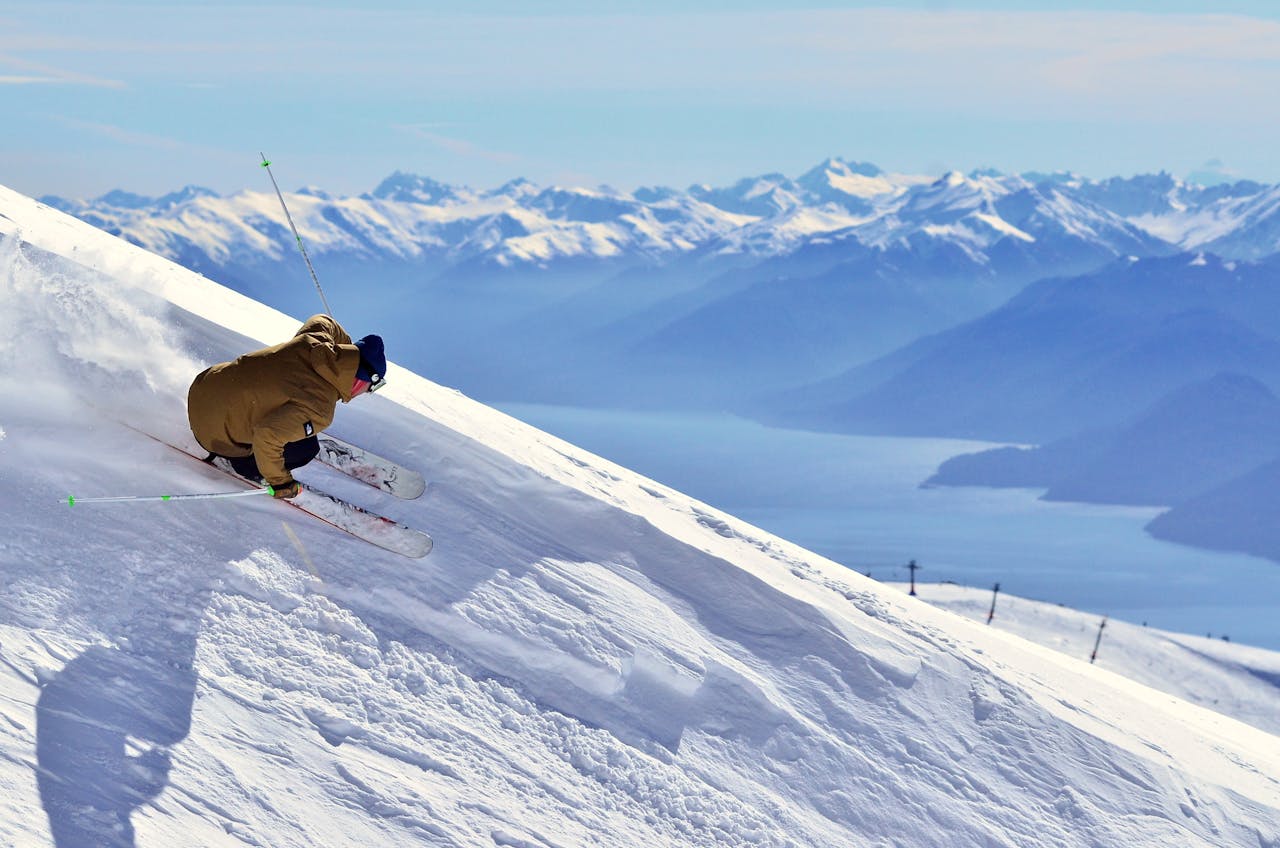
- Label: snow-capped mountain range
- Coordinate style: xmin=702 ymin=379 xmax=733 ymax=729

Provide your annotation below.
xmin=43 ymin=157 xmax=1280 ymax=274
xmin=4 ymin=180 xmax=1280 ymax=848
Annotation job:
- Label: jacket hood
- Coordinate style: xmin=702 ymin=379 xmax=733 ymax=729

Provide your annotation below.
xmin=333 ymin=345 xmax=362 ymax=402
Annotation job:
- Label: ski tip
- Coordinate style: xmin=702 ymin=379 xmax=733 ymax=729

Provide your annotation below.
xmin=400 ymin=478 xmax=428 ymax=500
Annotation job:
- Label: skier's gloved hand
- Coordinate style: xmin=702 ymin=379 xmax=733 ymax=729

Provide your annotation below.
xmin=271 ymin=481 xmax=302 ymax=500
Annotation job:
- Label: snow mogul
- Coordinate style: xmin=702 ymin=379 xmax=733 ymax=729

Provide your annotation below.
xmin=187 ymin=314 xmax=385 ymax=499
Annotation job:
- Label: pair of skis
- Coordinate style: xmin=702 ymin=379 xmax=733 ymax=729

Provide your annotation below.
xmin=185 ymin=435 xmax=433 ymax=558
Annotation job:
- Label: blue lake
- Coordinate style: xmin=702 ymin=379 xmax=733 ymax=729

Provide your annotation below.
xmin=499 ymin=404 xmax=1280 ymax=651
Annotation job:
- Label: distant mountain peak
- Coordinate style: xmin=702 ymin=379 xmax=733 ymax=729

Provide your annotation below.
xmin=804 ymin=157 xmax=884 ymax=178
xmin=370 ymin=171 xmax=459 ymax=204
xmin=96 ymin=189 xmax=156 ymax=209
xmin=689 ymin=173 xmax=805 ymax=217
xmin=1023 ymin=170 xmax=1086 ymax=188
xmin=1167 ymin=371 xmax=1277 ymax=404
xmin=156 ymin=185 xmax=218 ymax=206
xmin=796 ymin=158 xmax=896 ymax=207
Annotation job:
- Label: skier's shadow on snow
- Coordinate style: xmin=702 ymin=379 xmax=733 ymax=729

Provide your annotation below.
xmin=36 ymin=604 xmax=204 ymax=846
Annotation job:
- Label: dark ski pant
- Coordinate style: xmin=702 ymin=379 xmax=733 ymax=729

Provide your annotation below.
xmin=220 ymin=436 xmax=320 ymax=482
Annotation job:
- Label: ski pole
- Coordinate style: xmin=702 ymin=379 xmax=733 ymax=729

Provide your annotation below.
xmin=65 ymin=487 xmax=275 ymax=506
xmin=260 ymin=152 xmax=335 ymax=318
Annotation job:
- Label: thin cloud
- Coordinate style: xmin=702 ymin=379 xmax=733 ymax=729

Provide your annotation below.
xmin=51 ymin=117 xmax=244 ymax=164
xmin=0 ymin=53 xmax=124 ymax=88
xmin=772 ymin=9 xmax=1280 ymax=105
xmin=394 ymin=124 xmax=521 ymax=165
xmin=55 ymin=117 xmax=188 ymax=151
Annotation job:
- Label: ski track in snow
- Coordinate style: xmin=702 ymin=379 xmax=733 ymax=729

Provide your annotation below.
xmin=1 ymin=184 xmax=1279 ymax=846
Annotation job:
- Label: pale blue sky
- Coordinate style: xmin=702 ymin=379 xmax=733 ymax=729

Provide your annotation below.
xmin=5 ymin=1 xmax=1280 ymax=198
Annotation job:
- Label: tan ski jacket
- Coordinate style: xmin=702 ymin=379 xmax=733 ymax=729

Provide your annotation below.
xmin=187 ymin=314 xmax=361 ymax=487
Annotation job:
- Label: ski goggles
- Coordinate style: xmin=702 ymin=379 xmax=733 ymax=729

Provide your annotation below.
xmin=352 ymin=373 xmax=386 ymax=397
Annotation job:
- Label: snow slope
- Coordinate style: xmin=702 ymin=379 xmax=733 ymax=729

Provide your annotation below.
xmin=2 ymin=184 xmax=1280 ymax=847
xmin=895 ymin=583 xmax=1280 ymax=739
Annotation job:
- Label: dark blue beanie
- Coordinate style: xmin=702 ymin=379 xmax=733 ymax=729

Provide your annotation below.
xmin=355 ymin=335 xmax=386 ymax=382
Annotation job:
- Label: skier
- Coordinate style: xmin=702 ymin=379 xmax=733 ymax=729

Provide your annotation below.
xmin=187 ymin=314 xmax=386 ymax=499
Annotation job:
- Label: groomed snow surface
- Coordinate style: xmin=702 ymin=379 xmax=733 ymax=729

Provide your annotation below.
xmin=2 ymin=184 xmax=1279 ymax=847
xmin=895 ymin=584 xmax=1280 ymax=739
